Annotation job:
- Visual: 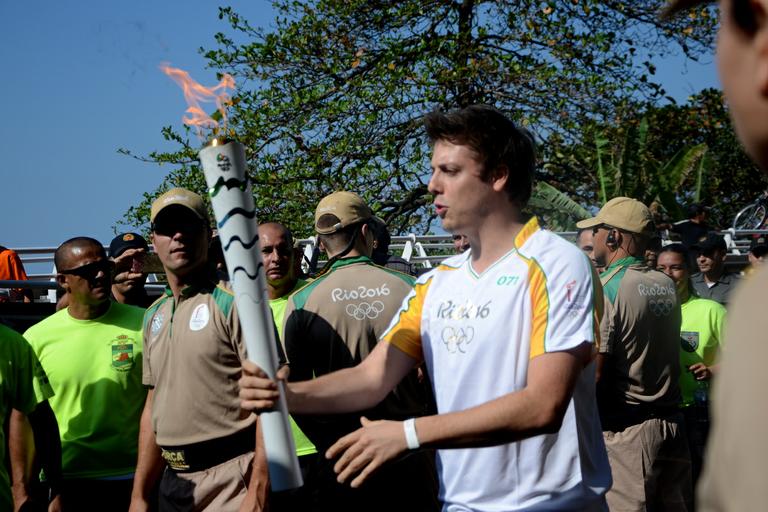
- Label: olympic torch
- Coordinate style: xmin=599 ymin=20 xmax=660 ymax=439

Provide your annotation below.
xmin=200 ymin=138 xmax=302 ymax=491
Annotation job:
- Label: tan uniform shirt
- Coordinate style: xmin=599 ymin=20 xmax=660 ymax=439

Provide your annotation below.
xmin=143 ymin=281 xmax=253 ymax=446
xmin=283 ymin=256 xmax=434 ymax=449
xmin=599 ymin=257 xmax=682 ymax=411
xmin=697 ymin=267 xmax=765 ymax=511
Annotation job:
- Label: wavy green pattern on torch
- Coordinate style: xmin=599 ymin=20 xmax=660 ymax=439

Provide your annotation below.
xmin=223 ymin=235 xmax=260 ymax=251
xmin=208 ymin=176 xmax=250 ymax=197
xmin=216 ymin=207 xmax=257 ymax=229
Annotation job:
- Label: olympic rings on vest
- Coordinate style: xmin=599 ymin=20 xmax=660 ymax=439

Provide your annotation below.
xmin=345 ymin=300 xmax=386 ymax=320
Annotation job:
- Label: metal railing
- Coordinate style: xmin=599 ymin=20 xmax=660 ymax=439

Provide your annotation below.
xmin=4 ymin=228 xmax=766 ymax=301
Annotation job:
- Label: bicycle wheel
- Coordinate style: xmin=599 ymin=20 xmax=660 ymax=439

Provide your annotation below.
xmin=733 ymin=202 xmax=768 ymax=230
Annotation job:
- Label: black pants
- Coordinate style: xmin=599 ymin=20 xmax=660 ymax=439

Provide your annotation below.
xmin=59 ymin=478 xmax=134 ymax=511
xmin=270 ymin=451 xmax=440 ymax=512
xmin=682 ymin=404 xmax=710 ymax=487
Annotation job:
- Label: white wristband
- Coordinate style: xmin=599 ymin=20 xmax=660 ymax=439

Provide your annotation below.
xmin=403 ymin=418 xmax=420 ymax=450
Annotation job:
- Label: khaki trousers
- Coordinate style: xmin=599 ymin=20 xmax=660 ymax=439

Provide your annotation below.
xmin=159 ymin=451 xmax=254 ymax=512
xmin=603 ymin=414 xmax=692 ymax=511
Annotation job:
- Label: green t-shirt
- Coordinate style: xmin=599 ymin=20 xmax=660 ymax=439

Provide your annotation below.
xmin=270 ymin=279 xmax=308 ymax=341
xmin=269 ymin=279 xmax=317 ymax=456
xmin=679 ymin=295 xmax=726 ymax=406
xmin=0 ymin=324 xmax=54 ymax=510
xmin=24 ymin=302 xmax=146 ymax=478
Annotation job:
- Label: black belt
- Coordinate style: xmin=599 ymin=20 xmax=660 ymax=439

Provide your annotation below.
xmin=601 ymin=404 xmax=680 ymax=432
xmin=161 ymin=425 xmax=255 ymax=473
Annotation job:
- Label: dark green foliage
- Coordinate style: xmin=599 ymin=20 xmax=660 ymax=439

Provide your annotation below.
xmin=120 ymin=0 xmax=717 ymax=236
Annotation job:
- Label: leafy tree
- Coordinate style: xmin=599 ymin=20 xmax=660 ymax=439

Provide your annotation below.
xmin=543 ymin=89 xmax=765 ymax=228
xmin=120 ymin=0 xmax=717 ymax=236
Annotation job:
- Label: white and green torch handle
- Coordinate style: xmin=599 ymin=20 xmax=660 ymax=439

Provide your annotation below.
xmin=200 ymin=139 xmax=302 ymax=491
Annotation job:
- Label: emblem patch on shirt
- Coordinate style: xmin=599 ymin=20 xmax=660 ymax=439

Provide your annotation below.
xmin=564 ymin=280 xmax=588 ymax=317
xmin=189 ymin=304 xmax=210 ymax=331
xmin=681 ymin=331 xmax=699 ymax=352
xmin=151 ymin=312 xmax=164 ymax=338
xmin=111 ymin=336 xmax=135 ymax=372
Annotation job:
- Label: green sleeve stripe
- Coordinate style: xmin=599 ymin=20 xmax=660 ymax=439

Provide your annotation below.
xmin=602 ymin=267 xmax=628 ymax=304
xmin=290 ymin=275 xmax=326 ymax=310
xmin=143 ymin=296 xmax=169 ymax=332
xmin=213 ymin=285 xmax=235 ymax=317
xmin=371 ymin=263 xmax=416 ymax=285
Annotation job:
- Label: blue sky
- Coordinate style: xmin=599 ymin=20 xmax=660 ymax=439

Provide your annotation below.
xmin=2 ymin=1 xmax=719 ymax=260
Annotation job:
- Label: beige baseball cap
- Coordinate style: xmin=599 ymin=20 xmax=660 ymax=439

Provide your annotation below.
xmin=150 ymin=188 xmax=209 ymax=223
xmin=314 ymin=191 xmax=373 ymax=235
xmin=659 ymin=0 xmax=713 ymax=19
xmin=576 ymin=197 xmax=655 ymax=235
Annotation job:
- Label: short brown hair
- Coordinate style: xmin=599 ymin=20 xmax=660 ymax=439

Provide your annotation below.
xmin=424 ymin=105 xmax=536 ymax=206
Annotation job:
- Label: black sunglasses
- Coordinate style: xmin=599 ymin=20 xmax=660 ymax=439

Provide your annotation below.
xmin=152 ymin=217 xmax=207 ymax=237
xmin=59 ymin=259 xmax=114 ymax=280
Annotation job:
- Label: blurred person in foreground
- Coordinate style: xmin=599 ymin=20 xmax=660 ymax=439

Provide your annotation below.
xmin=657 ymin=243 xmax=726 ymax=485
xmin=577 ymin=197 xmax=690 ymax=510
xmin=240 ymin=105 xmax=611 ymax=511
xmin=109 ymin=232 xmax=153 ymax=308
xmin=664 ymin=1 xmax=768 ymax=509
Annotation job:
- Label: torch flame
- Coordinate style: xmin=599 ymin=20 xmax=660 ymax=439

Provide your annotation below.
xmin=160 ymin=62 xmax=235 ymax=139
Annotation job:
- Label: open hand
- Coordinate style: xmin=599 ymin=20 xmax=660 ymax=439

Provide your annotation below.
xmin=326 ymin=417 xmax=408 ymax=488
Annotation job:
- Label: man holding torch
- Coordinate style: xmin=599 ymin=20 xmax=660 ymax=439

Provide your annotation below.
xmin=240 ymin=105 xmax=611 ymax=511
xmin=130 ymin=188 xmax=273 ymax=512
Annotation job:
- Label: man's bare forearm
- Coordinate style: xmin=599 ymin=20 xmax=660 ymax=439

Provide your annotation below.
xmin=240 ymin=417 xmax=269 ymax=512
xmin=26 ymin=402 xmax=62 ymax=499
xmin=9 ymin=409 xmax=35 ymax=509
xmin=130 ymin=390 xmax=164 ymax=505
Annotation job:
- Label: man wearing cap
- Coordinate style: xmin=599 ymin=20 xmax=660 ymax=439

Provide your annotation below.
xmin=241 ymin=106 xmax=610 ymax=511
xmin=276 ymin=191 xmax=437 ymax=511
xmin=129 ymin=188 xmax=270 ymax=512
xmin=690 ymin=232 xmax=740 ymax=307
xmin=21 ymin=236 xmax=146 ymax=510
xmin=109 ymin=232 xmax=153 ymax=308
xmin=664 ymin=1 xmax=768 ymax=509
xmin=576 ymin=196 xmax=690 ymax=510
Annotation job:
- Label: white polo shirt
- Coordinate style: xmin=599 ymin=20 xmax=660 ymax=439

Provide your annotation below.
xmin=383 ymin=217 xmax=611 ymax=511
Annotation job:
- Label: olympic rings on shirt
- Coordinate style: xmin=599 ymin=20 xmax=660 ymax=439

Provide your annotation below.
xmin=649 ymin=298 xmax=675 ymax=317
xmin=441 ymin=326 xmax=475 ymax=353
xmin=345 ymin=301 xmax=386 ymax=320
